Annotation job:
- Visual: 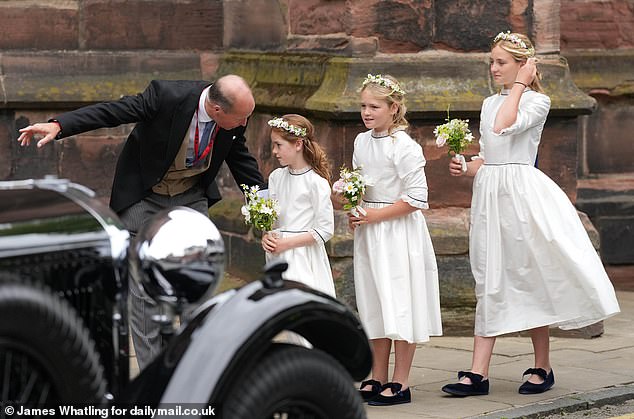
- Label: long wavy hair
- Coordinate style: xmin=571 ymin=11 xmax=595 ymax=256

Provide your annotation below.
xmin=270 ymin=114 xmax=331 ymax=183
xmin=492 ymin=33 xmax=544 ymax=93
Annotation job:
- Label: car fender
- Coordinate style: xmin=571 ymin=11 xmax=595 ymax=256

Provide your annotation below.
xmin=154 ymin=279 xmax=371 ymax=405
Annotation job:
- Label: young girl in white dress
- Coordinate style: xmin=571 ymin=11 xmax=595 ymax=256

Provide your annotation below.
xmin=350 ymin=74 xmax=442 ymax=406
xmin=262 ymin=114 xmax=336 ymax=297
xmin=442 ymin=32 xmax=621 ymax=397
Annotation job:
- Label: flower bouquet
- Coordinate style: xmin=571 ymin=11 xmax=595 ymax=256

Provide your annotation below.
xmin=434 ymin=108 xmax=474 ymax=172
xmin=332 ymin=166 xmax=367 ymax=217
xmin=240 ymin=184 xmax=280 ymax=233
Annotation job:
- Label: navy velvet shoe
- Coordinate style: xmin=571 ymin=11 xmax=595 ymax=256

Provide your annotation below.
xmin=518 ymin=368 xmax=554 ymax=394
xmin=441 ymin=371 xmax=490 ymax=396
xmin=358 ymin=379 xmax=382 ymax=402
xmin=367 ymin=382 xmax=411 ymax=406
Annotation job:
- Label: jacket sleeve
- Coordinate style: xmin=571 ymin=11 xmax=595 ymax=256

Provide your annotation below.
xmin=224 ymin=127 xmax=265 ymax=189
xmin=53 ymin=80 xmax=163 ymax=138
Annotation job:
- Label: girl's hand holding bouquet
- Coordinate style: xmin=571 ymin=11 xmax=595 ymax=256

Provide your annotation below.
xmin=332 ymin=166 xmax=367 ymax=217
xmin=240 ymin=184 xmax=280 ymax=233
xmin=434 ymin=108 xmax=474 ymax=173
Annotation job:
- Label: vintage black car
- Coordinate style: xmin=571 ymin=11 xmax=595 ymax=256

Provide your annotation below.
xmin=0 ymin=177 xmax=372 ymax=418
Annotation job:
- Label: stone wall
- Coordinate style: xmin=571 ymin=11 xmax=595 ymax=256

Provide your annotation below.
xmin=559 ymin=0 xmax=634 ymax=265
xmin=0 ymin=0 xmax=622 ymax=334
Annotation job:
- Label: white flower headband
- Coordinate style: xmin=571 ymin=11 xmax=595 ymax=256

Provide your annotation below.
xmin=362 ymin=74 xmax=406 ymax=95
xmin=493 ymin=31 xmax=535 ymax=56
xmin=267 ymin=117 xmax=307 ymax=137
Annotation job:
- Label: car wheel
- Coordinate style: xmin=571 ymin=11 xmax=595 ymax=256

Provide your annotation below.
xmin=0 ymin=280 xmax=107 ymax=403
xmin=223 ymin=343 xmax=365 ymax=419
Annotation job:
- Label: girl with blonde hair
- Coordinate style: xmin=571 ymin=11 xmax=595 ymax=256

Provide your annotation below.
xmin=441 ymin=32 xmax=620 ymax=397
xmin=349 ymin=74 xmax=442 ymax=406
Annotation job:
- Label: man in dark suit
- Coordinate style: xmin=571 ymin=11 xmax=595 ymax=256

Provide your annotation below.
xmin=18 ymin=74 xmax=264 ymax=369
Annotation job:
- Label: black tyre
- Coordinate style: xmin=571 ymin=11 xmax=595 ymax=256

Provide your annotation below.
xmin=0 ymin=279 xmax=107 ymax=404
xmin=223 ymin=343 xmax=365 ymax=419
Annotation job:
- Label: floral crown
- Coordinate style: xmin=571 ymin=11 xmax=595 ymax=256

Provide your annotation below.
xmin=362 ymin=74 xmax=406 ymax=95
xmin=267 ymin=117 xmax=307 ymax=137
xmin=493 ymin=31 xmax=535 ymax=56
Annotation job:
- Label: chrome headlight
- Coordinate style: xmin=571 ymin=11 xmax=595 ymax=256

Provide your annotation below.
xmin=129 ymin=207 xmax=225 ymax=310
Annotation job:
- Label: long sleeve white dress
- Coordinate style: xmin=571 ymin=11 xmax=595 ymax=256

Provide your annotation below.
xmin=471 ymin=88 xmax=620 ymax=337
xmin=352 ymin=129 xmax=443 ymax=343
xmin=267 ymin=166 xmax=336 ymax=297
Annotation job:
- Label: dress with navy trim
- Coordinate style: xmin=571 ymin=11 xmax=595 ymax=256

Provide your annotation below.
xmin=266 ymin=166 xmax=336 ymax=296
xmin=470 ymin=89 xmax=620 ymax=336
xmin=351 ymin=129 xmax=442 ymax=343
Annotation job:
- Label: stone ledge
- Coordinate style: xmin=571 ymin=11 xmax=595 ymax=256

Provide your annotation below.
xmin=0 ymin=50 xmax=596 ymax=117
xmin=216 ymin=51 xmax=596 ymax=118
xmin=565 ymin=49 xmax=634 ymax=95
xmin=0 ymin=51 xmax=205 ymax=108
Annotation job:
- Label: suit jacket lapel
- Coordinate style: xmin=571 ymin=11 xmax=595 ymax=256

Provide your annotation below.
xmin=166 ymin=90 xmax=202 ymax=166
xmin=207 ymin=130 xmax=233 ymax=175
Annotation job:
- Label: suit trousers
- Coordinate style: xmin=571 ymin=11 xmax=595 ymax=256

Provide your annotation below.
xmin=118 ymin=186 xmax=208 ymax=371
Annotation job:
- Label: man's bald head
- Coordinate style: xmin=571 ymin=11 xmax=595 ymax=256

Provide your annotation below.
xmin=206 ymin=74 xmax=256 ymax=130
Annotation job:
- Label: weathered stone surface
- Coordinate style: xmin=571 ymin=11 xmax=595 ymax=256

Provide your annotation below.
xmin=576 ymin=178 xmax=634 ymax=264
xmin=200 ymin=53 xmax=221 ymax=81
xmin=0 ymin=2 xmax=78 ymax=50
xmin=594 ymin=216 xmax=634 ymax=264
xmin=1 ymin=51 xmax=202 ymax=107
xmin=563 ymin=51 xmax=634 ymax=180
xmin=82 ymin=0 xmax=223 ymax=50
xmin=564 ymin=50 xmax=634 ymax=95
xmin=9 ymin=111 xmax=59 ymax=180
xmin=560 ymin=0 xmax=634 ymax=50
xmin=532 ymin=0 xmax=561 ymax=53
xmin=0 ymin=112 xmax=13 ymax=179
xmin=286 ymin=35 xmax=379 ymax=56
xmin=223 ymin=233 xmax=266 ymax=280
xmin=537 ymin=117 xmax=580 ymax=202
xmin=348 ymin=0 xmax=433 ymax=53
xmin=585 ymin=99 xmax=634 ymax=174
xmin=224 ymin=0 xmax=287 ymax=49
xmin=426 ymin=208 xmax=470 ymax=255
xmin=330 ymin=257 xmax=357 ymax=311
xmin=289 ymin=0 xmax=347 ymax=35
xmin=208 ymin=199 xmax=251 ymax=235
xmin=509 ymin=0 xmax=530 ymax=35
xmin=58 ymin=135 xmax=123 ymax=199
xmin=437 ymin=254 xmax=476 ymax=336
xmin=434 ymin=0 xmax=511 ymax=51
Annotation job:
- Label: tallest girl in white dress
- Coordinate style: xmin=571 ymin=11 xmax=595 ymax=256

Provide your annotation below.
xmin=350 ymin=74 xmax=442 ymax=406
xmin=442 ymin=32 xmax=620 ymax=397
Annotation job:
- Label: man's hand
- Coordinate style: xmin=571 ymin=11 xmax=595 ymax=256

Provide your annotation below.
xmin=17 ymin=122 xmax=61 ymax=148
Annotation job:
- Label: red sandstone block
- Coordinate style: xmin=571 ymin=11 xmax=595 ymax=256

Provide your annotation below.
xmin=289 ymin=0 xmax=347 ymax=35
xmin=561 ymin=0 xmax=634 ymax=49
xmin=0 ymin=5 xmax=78 ymax=50
xmin=82 ymin=0 xmax=222 ymax=50
xmin=348 ymin=0 xmax=432 ymax=53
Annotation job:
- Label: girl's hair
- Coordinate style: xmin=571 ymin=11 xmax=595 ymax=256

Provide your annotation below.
xmin=361 ymin=74 xmax=408 ymax=135
xmin=270 ymin=114 xmax=331 ymax=183
xmin=492 ymin=32 xmax=544 ymax=93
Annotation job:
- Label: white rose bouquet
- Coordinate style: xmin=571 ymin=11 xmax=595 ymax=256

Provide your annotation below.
xmin=240 ymin=184 xmax=280 ymax=232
